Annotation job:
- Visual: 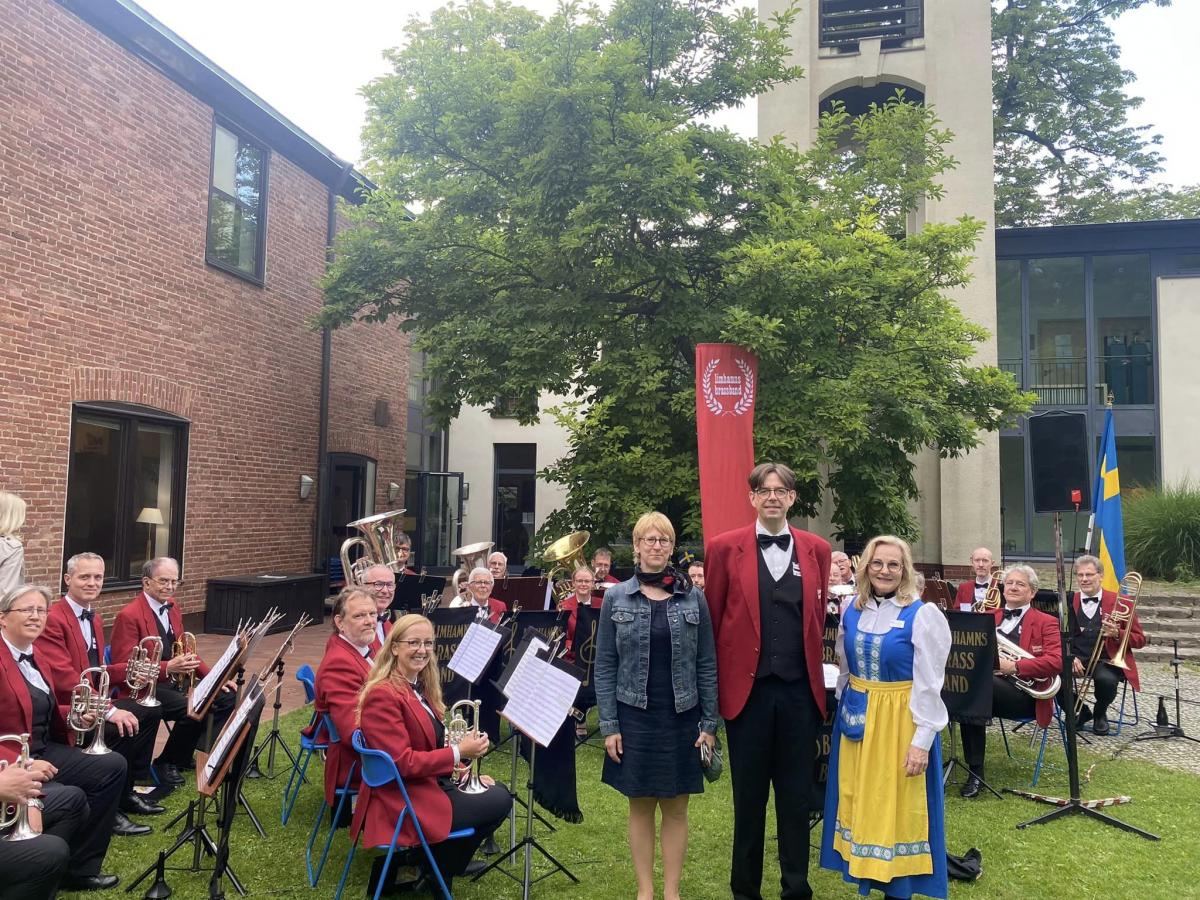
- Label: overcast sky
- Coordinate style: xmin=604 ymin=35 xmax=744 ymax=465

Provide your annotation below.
xmin=134 ymin=0 xmax=1199 ymax=187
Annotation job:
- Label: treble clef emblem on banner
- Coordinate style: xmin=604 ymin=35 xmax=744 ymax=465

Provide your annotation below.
xmin=577 ymin=621 xmax=598 ymax=688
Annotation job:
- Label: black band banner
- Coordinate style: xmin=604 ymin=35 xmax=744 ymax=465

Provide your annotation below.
xmin=572 ymin=605 xmax=599 ymax=710
xmin=822 ymin=612 xmax=838 ymax=667
xmin=940 ymin=611 xmax=996 ymax=722
xmin=428 ymin=607 xmax=478 ymax=706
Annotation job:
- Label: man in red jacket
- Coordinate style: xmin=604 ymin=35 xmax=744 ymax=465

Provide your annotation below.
xmin=360 ymin=564 xmax=397 ymax=652
xmin=953 ymin=547 xmax=996 ymax=610
xmin=109 ymin=558 xmax=235 ymax=786
xmin=705 ymin=462 xmax=831 ymax=900
xmin=958 ymin=564 xmax=1062 ymax=798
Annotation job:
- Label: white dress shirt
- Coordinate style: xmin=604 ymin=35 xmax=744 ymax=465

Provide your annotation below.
xmin=1079 ymin=594 xmax=1102 ymax=620
xmin=338 ymin=633 xmax=374 ymax=664
xmin=755 ymin=522 xmax=793 ymax=582
xmin=834 ymin=595 xmax=951 ymax=751
xmin=145 ymin=594 xmax=174 ymax=635
xmin=64 ymin=595 xmax=96 ymax=653
xmin=998 ymin=603 xmax=1030 ymax=638
xmin=4 ymin=634 xmax=51 ymax=694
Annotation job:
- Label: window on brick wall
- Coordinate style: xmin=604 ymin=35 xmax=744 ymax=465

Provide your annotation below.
xmin=206 ymin=122 xmax=268 ymax=282
xmin=64 ymin=404 xmax=189 ymax=588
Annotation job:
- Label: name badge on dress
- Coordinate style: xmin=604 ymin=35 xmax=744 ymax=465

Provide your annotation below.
xmin=890 ymin=620 xmax=905 ymax=629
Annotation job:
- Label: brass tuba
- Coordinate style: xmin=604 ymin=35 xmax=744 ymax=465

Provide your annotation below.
xmin=1076 ymin=572 xmax=1141 ymax=718
xmin=171 ymin=632 xmax=198 ymax=691
xmin=543 ymin=531 xmax=590 ymax=603
xmin=339 ymin=509 xmax=410 ymax=586
xmin=446 ymin=700 xmax=488 ymax=794
xmin=0 ymin=733 xmax=41 ymax=841
xmin=450 ymin=541 xmax=495 ymax=596
xmin=126 ymin=635 xmax=163 ymax=707
xmin=67 ymin=666 xmax=112 ymax=755
xmin=995 ymin=634 xmax=1061 ymax=700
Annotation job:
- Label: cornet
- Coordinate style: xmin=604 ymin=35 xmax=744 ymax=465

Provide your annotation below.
xmin=446 ymin=700 xmax=488 ymax=794
xmin=0 ymin=733 xmax=41 ymax=841
xmin=67 ymin=666 xmax=112 ymax=755
xmin=171 ymin=631 xmax=198 ymax=691
xmin=126 ymin=635 xmax=163 ymax=707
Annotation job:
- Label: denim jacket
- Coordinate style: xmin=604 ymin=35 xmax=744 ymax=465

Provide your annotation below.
xmin=594 ymin=575 xmax=720 ymax=737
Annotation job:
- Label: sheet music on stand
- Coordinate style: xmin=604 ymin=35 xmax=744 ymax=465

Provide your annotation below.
xmin=197 ymin=677 xmax=267 ymax=796
xmin=501 ymin=641 xmax=580 ymax=748
xmin=447 ymin=621 xmax=504 ymax=684
xmin=187 ymin=608 xmax=283 ymax=719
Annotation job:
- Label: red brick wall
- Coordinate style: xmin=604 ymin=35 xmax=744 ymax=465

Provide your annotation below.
xmin=0 ymin=0 xmax=408 ymax=618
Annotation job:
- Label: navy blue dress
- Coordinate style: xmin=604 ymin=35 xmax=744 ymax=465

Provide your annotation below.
xmin=601 ymin=600 xmax=704 ymax=798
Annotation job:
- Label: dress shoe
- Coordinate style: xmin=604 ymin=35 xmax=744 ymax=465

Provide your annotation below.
xmin=1092 ymin=713 xmax=1111 ymax=736
xmin=122 ymin=792 xmax=166 ymax=815
xmin=154 ymin=760 xmax=185 ymax=785
xmin=960 ymin=775 xmax=983 ymax=799
xmin=464 ymin=859 xmax=488 ymax=876
xmin=61 ymin=872 xmax=120 ymax=891
xmin=113 ymin=811 xmax=153 ymax=836
xmin=1076 ymin=703 xmax=1093 ymax=727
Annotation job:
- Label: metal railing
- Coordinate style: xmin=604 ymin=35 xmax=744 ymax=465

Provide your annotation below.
xmin=1000 ymin=355 xmax=1155 ymax=406
xmin=819 ymin=0 xmax=923 ymax=50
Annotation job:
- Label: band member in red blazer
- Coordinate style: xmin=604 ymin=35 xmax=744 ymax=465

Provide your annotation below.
xmin=352 ymin=614 xmax=511 ymax=895
xmin=447 ymin=568 xmax=507 ymax=623
xmin=109 ymin=557 xmax=235 ymax=786
xmin=315 ymin=587 xmax=378 ymax=809
xmin=557 ymin=566 xmax=602 ymax=662
xmin=591 ymin=548 xmax=621 ymax=586
xmin=36 ymin=552 xmax=164 ymax=826
xmin=360 ymin=564 xmax=398 ymax=653
xmin=705 ymin=462 xmax=831 ymax=900
xmin=953 ymin=547 xmax=996 ymax=610
xmin=1071 ymin=554 xmax=1145 ymax=735
xmin=958 ymin=564 xmax=1062 ymax=798
xmin=1 ymin=584 xmax=125 ymax=892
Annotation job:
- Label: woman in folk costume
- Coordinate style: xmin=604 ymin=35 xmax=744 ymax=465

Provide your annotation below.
xmin=821 ymin=535 xmax=951 ymax=899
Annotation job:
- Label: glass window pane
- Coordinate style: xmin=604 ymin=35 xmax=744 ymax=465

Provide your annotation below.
xmin=996 ymin=259 xmax=1022 ymax=380
xmin=1000 ymin=436 xmax=1026 ymax=557
xmin=1116 ymin=435 xmax=1156 ymax=491
xmin=1175 ymin=252 xmax=1200 ymax=273
xmin=1028 ymin=257 xmax=1085 ymax=405
xmin=207 ymin=193 xmax=236 ymax=265
xmin=494 ymin=443 xmax=536 ymax=471
xmin=212 ymin=125 xmax=238 ymax=195
xmin=1093 ymin=254 xmax=1152 ymax=405
xmin=234 ymin=204 xmax=259 ymax=274
xmin=235 ymin=144 xmax=262 ymax=210
xmin=130 ymin=424 xmax=174 ymax=575
xmin=65 ymin=417 xmax=122 ymax=574
xmin=406 ymin=429 xmax=424 ymax=471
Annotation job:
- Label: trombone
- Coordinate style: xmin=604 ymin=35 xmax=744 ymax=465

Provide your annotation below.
xmin=171 ymin=631 xmax=198 ymax=691
xmin=0 ymin=733 xmax=41 ymax=841
xmin=67 ymin=666 xmax=112 ymax=755
xmin=126 ymin=635 xmax=163 ymax=707
xmin=1075 ymin=572 xmax=1141 ymax=718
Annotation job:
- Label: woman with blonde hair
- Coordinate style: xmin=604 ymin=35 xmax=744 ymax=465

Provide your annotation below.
xmin=351 ymin=614 xmax=511 ymax=895
xmin=820 ymin=535 xmax=951 ymax=899
xmin=0 ymin=491 xmax=28 ymax=597
xmin=595 ymin=511 xmax=718 ymax=900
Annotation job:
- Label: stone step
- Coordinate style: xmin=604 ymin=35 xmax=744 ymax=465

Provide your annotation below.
xmin=1139 ymin=593 xmax=1200 ymax=609
xmin=1137 ymin=605 xmax=1199 ymax=621
xmin=1146 ymin=632 xmax=1200 ymax=649
xmin=1135 ymin=644 xmax=1200 ymax=664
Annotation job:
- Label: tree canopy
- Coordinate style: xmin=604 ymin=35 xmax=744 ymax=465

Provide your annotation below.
xmin=321 ymin=0 xmax=1031 ymax=551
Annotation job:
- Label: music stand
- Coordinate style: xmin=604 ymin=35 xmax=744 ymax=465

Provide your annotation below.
xmin=246 ymin=615 xmax=312 ymax=780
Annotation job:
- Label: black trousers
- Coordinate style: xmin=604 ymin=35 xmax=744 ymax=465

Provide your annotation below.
xmin=959 ymin=676 xmax=1036 ymax=777
xmin=98 ymin=697 xmax=161 ymax=789
xmin=0 ymin=780 xmax=84 ymax=899
xmin=39 ymin=741 xmax=126 ymax=875
xmin=725 ymin=675 xmax=821 ymax=900
xmin=1081 ymin=661 xmax=1125 ymax=717
xmin=155 ymin=683 xmax=236 ymax=767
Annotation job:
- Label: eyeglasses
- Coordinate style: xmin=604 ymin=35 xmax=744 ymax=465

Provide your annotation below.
xmin=401 ymin=639 xmax=435 ymax=650
xmin=868 ymin=560 xmax=903 ymax=574
xmin=7 ymin=606 xmax=48 ymax=617
xmin=640 ymin=536 xmax=672 ymax=546
xmin=468 ymin=579 xmax=492 ymax=587
xmin=148 ymin=578 xmax=183 ymax=588
xmin=752 ymin=487 xmax=793 ymax=499
xmin=365 ymin=581 xmax=396 ymax=591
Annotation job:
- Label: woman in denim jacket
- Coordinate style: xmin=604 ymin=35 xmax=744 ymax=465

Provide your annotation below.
xmin=595 ymin=511 xmax=718 ymax=900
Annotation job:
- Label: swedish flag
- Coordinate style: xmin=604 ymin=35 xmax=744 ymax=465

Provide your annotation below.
xmin=1091 ymin=409 xmax=1125 ymax=593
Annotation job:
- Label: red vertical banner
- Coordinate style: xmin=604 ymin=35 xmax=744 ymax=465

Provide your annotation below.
xmin=695 ymin=343 xmax=758 ymax=543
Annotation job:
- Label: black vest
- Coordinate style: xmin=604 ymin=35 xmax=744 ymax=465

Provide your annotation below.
xmin=1072 ymin=599 xmax=1104 ymax=659
xmin=19 ymin=668 xmax=54 ymax=756
xmin=154 ymin=607 xmax=176 ymax=658
xmin=80 ymin=616 xmax=100 ymax=669
xmin=755 ymin=547 xmax=808 ymax=681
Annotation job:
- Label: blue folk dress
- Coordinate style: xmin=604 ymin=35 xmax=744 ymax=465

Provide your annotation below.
xmin=820 ymin=600 xmax=948 ymax=899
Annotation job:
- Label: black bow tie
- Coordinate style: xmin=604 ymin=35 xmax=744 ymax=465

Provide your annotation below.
xmin=757 ymin=533 xmax=789 ymax=550
xmin=17 ymin=652 xmax=34 ymax=665
xmin=79 ymin=608 xmax=94 ymax=622
xmin=1081 ymin=596 xmax=1100 ymax=605
xmin=159 ymin=602 xmax=174 ymax=613
xmin=1003 ymin=608 xmax=1022 ymax=620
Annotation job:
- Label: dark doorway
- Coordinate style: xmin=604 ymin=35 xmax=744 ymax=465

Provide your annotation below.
xmin=325 ymin=453 xmax=376 ymax=572
xmin=493 ymin=444 xmax=536 ymax=565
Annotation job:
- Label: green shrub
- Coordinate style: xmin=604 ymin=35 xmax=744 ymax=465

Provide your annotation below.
xmin=1124 ymin=480 xmax=1200 ymax=581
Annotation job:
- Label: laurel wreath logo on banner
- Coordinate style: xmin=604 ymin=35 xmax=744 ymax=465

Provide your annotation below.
xmin=702 ymin=357 xmax=755 ymax=417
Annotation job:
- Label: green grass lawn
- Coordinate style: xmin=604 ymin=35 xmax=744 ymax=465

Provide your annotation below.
xmin=66 ymin=708 xmax=1200 ymax=899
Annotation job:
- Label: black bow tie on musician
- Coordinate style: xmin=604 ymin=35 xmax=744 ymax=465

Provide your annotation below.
xmin=1002 ymin=607 xmax=1023 ymax=620
xmin=757 ymin=533 xmax=790 ymax=551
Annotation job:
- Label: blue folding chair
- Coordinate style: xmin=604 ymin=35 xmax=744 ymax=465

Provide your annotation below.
xmin=305 ymin=715 xmax=357 ymax=886
xmin=281 ymin=663 xmax=327 ymax=825
xmin=1000 ymin=707 xmax=1067 ymax=787
xmin=1113 ymin=680 xmax=1140 ymax=735
xmin=334 ymin=729 xmax=474 ymax=900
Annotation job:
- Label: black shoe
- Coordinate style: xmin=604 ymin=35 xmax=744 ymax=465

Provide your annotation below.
xmin=61 ymin=873 xmax=120 ymax=891
xmin=154 ymin=761 xmax=185 ymax=785
xmin=960 ymin=775 xmax=983 ymax=799
xmin=121 ymin=792 xmax=166 ymax=815
xmin=113 ymin=811 xmax=152 ymax=836
xmin=464 ymin=860 xmax=487 ymax=876
xmin=1076 ymin=704 xmax=1093 ymax=727
xmin=1092 ymin=714 xmax=1111 ymax=735
xmin=480 ymin=836 xmax=501 ymax=856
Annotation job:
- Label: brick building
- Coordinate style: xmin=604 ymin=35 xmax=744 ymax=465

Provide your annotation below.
xmin=0 ymin=0 xmax=409 ymax=620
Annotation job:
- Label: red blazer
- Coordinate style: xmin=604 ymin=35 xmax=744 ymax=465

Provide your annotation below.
xmin=557 ymin=593 xmax=600 ymax=661
xmin=705 ymin=524 xmax=831 ymax=720
xmin=351 ymin=680 xmax=456 ymax=849
xmin=36 ymin=597 xmax=125 ymax=723
xmin=0 ymin=644 xmax=69 ymax=764
xmin=454 ymin=598 xmax=506 ymax=624
xmin=110 ymin=592 xmax=211 ymax=698
xmin=955 ymin=581 xmax=988 ymax=609
xmin=1072 ymin=590 xmax=1144 ymax=692
xmin=315 ymin=635 xmax=374 ymax=805
xmin=995 ymin=606 xmax=1062 ymax=728
xmin=370 ymin=618 xmax=394 ymax=656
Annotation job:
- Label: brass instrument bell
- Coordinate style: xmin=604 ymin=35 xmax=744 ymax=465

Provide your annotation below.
xmin=446 ymin=700 xmax=488 ymax=794
xmin=0 ymin=733 xmax=41 ymax=841
xmin=339 ymin=508 xmax=410 ymax=586
xmin=126 ymin=635 xmax=163 ymax=707
xmin=67 ymin=666 xmax=113 ymax=755
xmin=543 ymin=531 xmax=590 ymax=603
xmin=450 ymin=541 xmax=495 ymax=596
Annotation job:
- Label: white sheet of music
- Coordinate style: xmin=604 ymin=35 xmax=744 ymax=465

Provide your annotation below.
xmin=448 ymin=621 xmax=503 ymax=683
xmin=189 ymin=634 xmax=242 ymax=716
xmin=202 ymin=682 xmax=264 ymax=783
xmin=502 ymin=636 xmax=550 ymax=699
xmin=823 ymin=663 xmax=839 ymax=690
xmin=502 ymin=652 xmax=580 ymax=748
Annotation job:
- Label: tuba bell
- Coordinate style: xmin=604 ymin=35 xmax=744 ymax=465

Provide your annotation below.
xmin=450 ymin=541 xmax=495 ymax=596
xmin=339 ymin=508 xmax=410 ymax=586
xmin=1076 ymin=572 xmax=1141 ymax=718
xmin=446 ymin=700 xmax=488 ymax=794
xmin=126 ymin=635 xmax=163 ymax=707
xmin=67 ymin=666 xmax=112 ymax=755
xmin=0 ymin=733 xmax=42 ymax=841
xmin=543 ymin=531 xmax=590 ymax=603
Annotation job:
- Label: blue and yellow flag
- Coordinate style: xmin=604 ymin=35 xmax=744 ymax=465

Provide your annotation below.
xmin=1091 ymin=409 xmax=1125 ymax=593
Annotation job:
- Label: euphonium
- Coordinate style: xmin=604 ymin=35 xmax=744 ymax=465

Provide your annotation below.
xmin=449 ymin=541 xmax=495 ymax=596
xmin=973 ymin=566 xmax=1003 ymax=613
xmin=446 ymin=700 xmax=488 ymax=795
xmin=339 ymin=508 xmax=410 ymax=586
xmin=543 ymin=531 xmax=590 ymax=603
xmin=995 ymin=634 xmax=1061 ymax=700
xmin=126 ymin=635 xmax=163 ymax=708
xmin=0 ymin=733 xmax=41 ymax=841
xmin=1076 ymin=572 xmax=1141 ymax=718
xmin=67 ymin=666 xmax=112 ymax=755
xmin=171 ymin=631 xmax=198 ymax=691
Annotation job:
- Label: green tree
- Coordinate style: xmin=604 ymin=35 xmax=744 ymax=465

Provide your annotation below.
xmin=991 ymin=0 xmax=1191 ymax=226
xmin=321 ymin=0 xmax=1030 ymax=550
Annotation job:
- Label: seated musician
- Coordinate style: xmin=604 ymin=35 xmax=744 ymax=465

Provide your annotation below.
xmin=353 ymin=614 xmax=512 ymax=895
xmin=591 ymin=547 xmax=620 ymax=586
xmin=37 ymin=552 xmax=164 ymax=833
xmin=109 ymin=557 xmax=236 ymax=786
xmin=0 ymin=584 xmax=124 ymax=892
xmin=958 ymin=565 xmax=1062 ymax=798
xmin=359 ymin=564 xmax=397 ymax=652
xmin=394 ymin=533 xmax=417 ymax=577
xmin=686 ymin=559 xmax=705 ymax=591
xmin=1071 ymin=555 xmax=1145 ymax=735
xmin=831 ymin=551 xmax=854 ymax=586
xmin=486 ymin=552 xmax=508 ymax=580
xmin=0 ymin=747 xmax=73 ymax=899
xmin=954 ymin=547 xmax=995 ymax=610
xmin=314 ymin=587 xmax=378 ymax=820
xmin=557 ymin=566 xmax=600 ymax=663
xmin=447 ymin=568 xmax=506 ymax=623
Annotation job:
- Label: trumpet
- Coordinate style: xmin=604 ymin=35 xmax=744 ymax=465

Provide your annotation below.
xmin=973 ymin=566 xmax=1003 ymax=613
xmin=996 ymin=634 xmax=1061 ymax=700
xmin=1076 ymin=572 xmax=1141 ymax=718
xmin=67 ymin=666 xmax=112 ymax=755
xmin=0 ymin=733 xmax=41 ymax=841
xmin=446 ymin=700 xmax=489 ymax=794
xmin=171 ymin=631 xmax=198 ymax=691
xmin=126 ymin=635 xmax=163 ymax=707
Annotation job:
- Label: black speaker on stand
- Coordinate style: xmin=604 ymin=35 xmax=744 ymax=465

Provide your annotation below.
xmin=1027 ymin=411 xmax=1091 ymax=516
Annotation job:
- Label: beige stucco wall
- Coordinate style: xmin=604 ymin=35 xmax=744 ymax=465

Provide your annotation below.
xmin=759 ymin=0 xmax=999 ymax=566
xmin=1157 ymin=276 xmax=1200 ymax=486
